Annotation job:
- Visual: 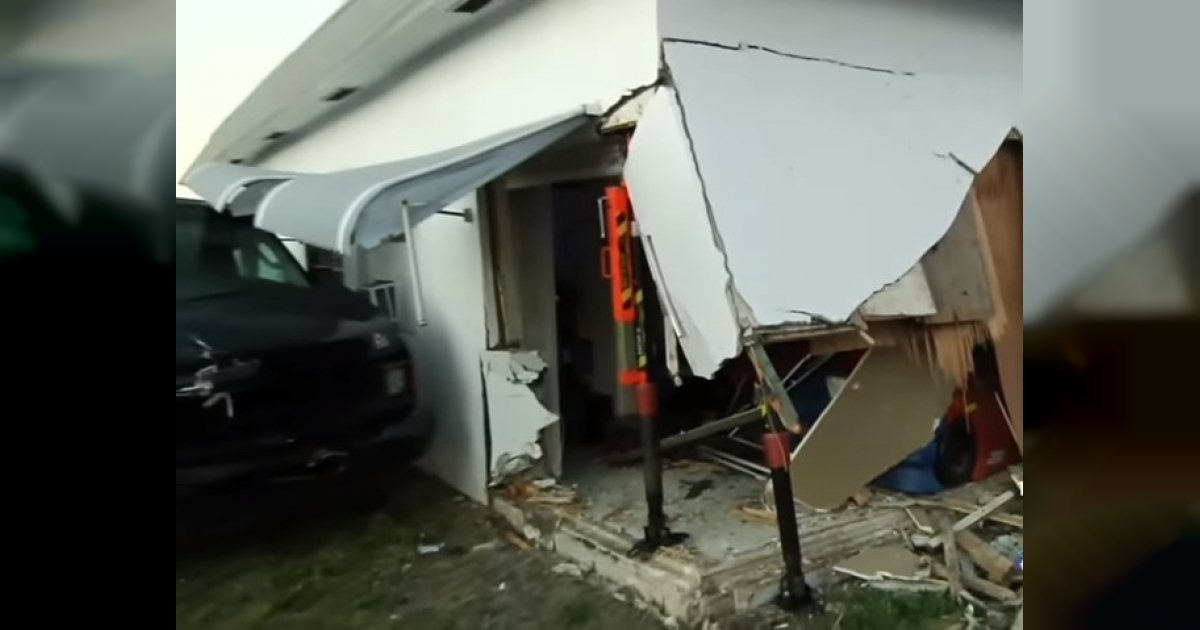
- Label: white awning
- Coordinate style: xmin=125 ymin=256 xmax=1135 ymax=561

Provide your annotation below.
xmin=182 ymin=162 xmax=296 ymax=217
xmin=187 ymin=108 xmax=594 ymax=253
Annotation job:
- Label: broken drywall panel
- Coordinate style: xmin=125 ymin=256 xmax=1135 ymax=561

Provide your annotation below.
xmin=624 ymin=86 xmax=743 ymax=378
xmin=859 ymin=264 xmax=938 ymax=318
xmin=789 ymin=346 xmax=957 ymax=511
xmin=481 ymin=350 xmax=559 ymax=482
xmin=833 ymin=543 xmax=928 ymax=582
xmin=661 ymin=40 xmax=1018 ymax=326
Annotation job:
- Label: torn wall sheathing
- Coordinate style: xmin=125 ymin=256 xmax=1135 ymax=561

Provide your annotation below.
xmin=626 ymin=0 xmax=1021 ymax=377
xmin=480 ymin=350 xmax=559 ymax=482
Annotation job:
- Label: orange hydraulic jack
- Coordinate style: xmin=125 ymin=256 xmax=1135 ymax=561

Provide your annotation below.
xmin=600 ymin=183 xmax=686 ymax=557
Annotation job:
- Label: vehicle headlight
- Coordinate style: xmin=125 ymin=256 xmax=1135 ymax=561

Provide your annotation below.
xmin=382 ymin=362 xmax=407 ymax=396
xmin=367 ymin=324 xmax=405 ymax=358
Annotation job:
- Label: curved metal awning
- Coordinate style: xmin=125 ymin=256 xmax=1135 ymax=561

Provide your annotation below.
xmin=261 ymin=108 xmax=593 ymax=253
xmin=183 ymin=162 xmax=296 ymax=218
xmin=187 ymin=107 xmax=594 ymax=253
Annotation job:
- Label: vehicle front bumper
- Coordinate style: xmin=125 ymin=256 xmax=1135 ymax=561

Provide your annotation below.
xmin=175 ymin=396 xmax=431 ymax=497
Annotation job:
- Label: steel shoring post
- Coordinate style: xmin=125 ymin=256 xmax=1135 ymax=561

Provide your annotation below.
xmin=748 ymin=334 xmax=817 ymax=612
xmin=603 ymin=184 xmax=686 ymax=558
xmin=629 ymin=380 xmax=687 ymax=557
xmin=762 ymin=423 xmax=816 ymax=611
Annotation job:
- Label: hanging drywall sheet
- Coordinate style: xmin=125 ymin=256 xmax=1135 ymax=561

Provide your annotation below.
xmin=789 ymin=346 xmax=957 ymax=510
xmin=624 ymin=86 xmax=743 ymax=378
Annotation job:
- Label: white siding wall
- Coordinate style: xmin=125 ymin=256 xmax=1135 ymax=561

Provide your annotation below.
xmin=262 ymin=0 xmax=659 ymax=172
xmin=257 ymin=0 xmax=659 ymax=501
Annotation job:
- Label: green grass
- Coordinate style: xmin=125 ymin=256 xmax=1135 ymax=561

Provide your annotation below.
xmin=558 ymin=599 xmax=596 ymax=628
xmin=176 ymin=513 xmax=420 ymax=630
xmin=816 ymin=588 xmax=962 ymax=630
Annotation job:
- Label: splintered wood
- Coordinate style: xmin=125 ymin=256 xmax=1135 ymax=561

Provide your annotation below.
xmin=812 ymin=141 xmax=1024 ymax=412
xmin=839 ymin=473 xmax=1024 ymax=607
xmin=972 ymin=141 xmax=1024 ymax=449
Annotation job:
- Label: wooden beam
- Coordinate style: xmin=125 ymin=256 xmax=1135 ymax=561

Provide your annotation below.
xmin=745 ymin=337 xmax=804 ymax=433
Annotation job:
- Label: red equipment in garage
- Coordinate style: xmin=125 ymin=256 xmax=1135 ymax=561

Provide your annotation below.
xmin=937 ymin=376 xmax=1022 ymax=486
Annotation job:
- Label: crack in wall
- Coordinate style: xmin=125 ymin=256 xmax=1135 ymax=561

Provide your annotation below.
xmin=657 ymin=34 xmax=925 ymax=333
xmin=662 ymin=36 xmax=916 ymax=77
xmin=658 ymin=45 xmax=750 ymax=353
xmin=935 ymin=151 xmax=980 ymax=176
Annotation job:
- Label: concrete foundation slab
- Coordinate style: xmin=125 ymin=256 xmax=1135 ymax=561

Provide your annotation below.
xmin=492 ymin=459 xmax=910 ymax=627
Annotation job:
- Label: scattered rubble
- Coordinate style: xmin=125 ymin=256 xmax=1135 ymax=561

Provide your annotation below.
xmin=551 ymin=562 xmax=585 ymax=578
xmin=417 ymin=543 xmax=445 ymax=556
xmin=832 ymin=469 xmax=1024 ymax=617
xmin=492 ymin=444 xmax=1022 ymax=628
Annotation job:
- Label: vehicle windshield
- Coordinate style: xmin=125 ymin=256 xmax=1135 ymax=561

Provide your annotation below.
xmin=176 ymin=201 xmax=309 ymax=299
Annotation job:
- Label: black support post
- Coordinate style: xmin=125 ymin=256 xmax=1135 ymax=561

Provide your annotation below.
xmin=762 ymin=429 xmax=816 ymax=611
xmin=629 ymin=381 xmax=687 ymax=558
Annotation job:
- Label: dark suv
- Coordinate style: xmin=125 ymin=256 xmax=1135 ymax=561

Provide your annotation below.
xmin=175 ymin=199 xmax=429 ymax=528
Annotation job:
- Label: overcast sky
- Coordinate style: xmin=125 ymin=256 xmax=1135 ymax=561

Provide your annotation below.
xmin=175 ymin=0 xmax=343 ymax=197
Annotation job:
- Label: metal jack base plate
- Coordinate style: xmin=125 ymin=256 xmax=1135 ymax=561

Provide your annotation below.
xmin=627 ymin=528 xmax=689 ymax=559
xmin=776 ymin=575 xmax=818 ymax=613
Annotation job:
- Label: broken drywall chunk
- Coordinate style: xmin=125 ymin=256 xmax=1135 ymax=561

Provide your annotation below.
xmin=833 ymin=543 xmax=928 ymax=581
xmin=481 ymin=350 xmax=559 ymax=482
xmin=789 ymin=346 xmax=957 ymax=510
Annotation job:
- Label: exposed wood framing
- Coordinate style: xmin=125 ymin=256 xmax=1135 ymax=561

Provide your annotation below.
xmin=745 ymin=336 xmax=803 ymax=433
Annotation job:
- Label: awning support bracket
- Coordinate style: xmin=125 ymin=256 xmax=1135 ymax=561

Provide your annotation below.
xmin=400 ymin=201 xmax=428 ymax=327
xmin=436 ymin=208 xmax=474 ymax=222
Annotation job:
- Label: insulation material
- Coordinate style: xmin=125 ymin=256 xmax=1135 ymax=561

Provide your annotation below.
xmin=481 ymin=350 xmax=559 ymax=481
xmin=973 ymin=142 xmax=1024 ymax=450
xmin=789 ymin=346 xmax=957 ymax=511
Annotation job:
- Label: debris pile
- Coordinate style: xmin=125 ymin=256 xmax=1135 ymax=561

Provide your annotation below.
xmin=831 ymin=465 xmax=1023 ymax=613
xmin=498 ymin=477 xmax=580 ymax=506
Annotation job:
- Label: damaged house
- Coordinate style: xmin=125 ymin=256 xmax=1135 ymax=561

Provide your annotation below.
xmin=184 ymin=0 xmax=1026 ymax=622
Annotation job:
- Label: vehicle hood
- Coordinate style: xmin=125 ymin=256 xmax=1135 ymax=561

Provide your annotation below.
xmin=175 ymin=281 xmax=392 ymax=368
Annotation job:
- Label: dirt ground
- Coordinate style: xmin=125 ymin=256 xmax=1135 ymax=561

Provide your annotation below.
xmin=177 ymin=473 xmax=662 ymax=630
xmin=176 ymin=472 xmax=979 ymax=630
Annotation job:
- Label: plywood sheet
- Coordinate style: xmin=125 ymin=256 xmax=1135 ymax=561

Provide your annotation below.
xmin=973 ymin=142 xmax=1023 ymax=450
xmin=921 ymin=197 xmax=994 ymax=323
xmin=789 ymin=346 xmax=957 ymax=510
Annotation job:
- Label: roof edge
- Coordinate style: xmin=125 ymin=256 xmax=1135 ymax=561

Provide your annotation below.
xmin=189 ymin=0 xmax=519 ymax=173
